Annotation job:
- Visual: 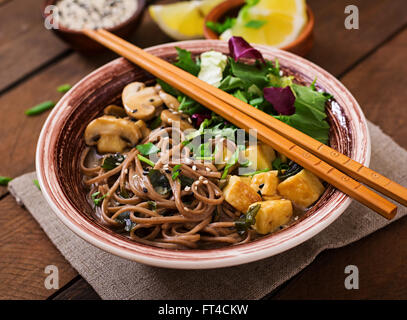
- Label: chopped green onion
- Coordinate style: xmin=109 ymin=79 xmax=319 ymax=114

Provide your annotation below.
xmin=240 ymin=168 xmax=270 ymax=177
xmin=25 ymin=101 xmax=55 ymax=116
xmin=33 ymin=179 xmax=41 ymax=190
xmin=137 ymin=154 xmax=155 ymax=167
xmin=91 ymin=191 xmax=106 ymax=206
xmin=0 ymin=176 xmax=12 ymax=186
xmin=57 ymin=84 xmax=72 ymax=93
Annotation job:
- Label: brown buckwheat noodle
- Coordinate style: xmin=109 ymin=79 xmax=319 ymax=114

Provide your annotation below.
xmin=81 ymin=125 xmax=253 ymax=249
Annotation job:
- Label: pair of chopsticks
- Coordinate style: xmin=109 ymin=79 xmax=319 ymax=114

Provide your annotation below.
xmin=84 ymin=29 xmax=407 ymax=220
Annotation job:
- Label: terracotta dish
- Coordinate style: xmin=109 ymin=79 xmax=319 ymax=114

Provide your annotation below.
xmin=36 ymin=40 xmax=370 ymax=269
xmin=42 ymin=0 xmax=146 ymax=53
xmin=204 ymin=0 xmax=314 ymax=57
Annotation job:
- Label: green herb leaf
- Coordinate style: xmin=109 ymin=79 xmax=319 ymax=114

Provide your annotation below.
xmin=137 ymin=154 xmax=155 ymax=167
xmin=101 ymin=153 xmax=125 ymax=171
xmin=33 ymin=179 xmax=41 ymax=190
xmin=206 ymin=17 xmax=236 ymax=34
xmin=0 ymin=176 xmax=12 ymax=186
xmin=245 ymin=19 xmax=267 ymax=29
xmin=235 ymin=203 xmax=261 ymax=235
xmin=172 ymin=164 xmax=182 ymax=180
xmin=218 ymin=75 xmax=245 ymax=92
xmin=57 ymin=84 xmax=72 ymax=93
xmin=156 ymin=78 xmax=182 ymax=97
xmin=221 ymin=149 xmax=240 ymax=179
xmin=174 ymin=47 xmax=200 ymax=76
xmin=25 ymin=101 xmax=55 ymax=116
xmin=136 ymin=142 xmax=160 ymax=156
xmin=148 ymin=169 xmax=171 ymax=195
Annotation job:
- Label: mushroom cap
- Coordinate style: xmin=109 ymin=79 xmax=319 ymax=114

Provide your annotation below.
xmin=159 ymin=90 xmax=180 ymax=111
xmin=84 ymin=115 xmax=143 ymax=154
xmin=161 ymin=109 xmax=193 ymax=132
xmin=122 ymin=82 xmax=163 ymax=121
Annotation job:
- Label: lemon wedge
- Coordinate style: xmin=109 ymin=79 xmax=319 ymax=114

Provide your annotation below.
xmin=149 ymin=0 xmax=224 ymax=40
xmin=220 ymin=0 xmax=307 ymax=48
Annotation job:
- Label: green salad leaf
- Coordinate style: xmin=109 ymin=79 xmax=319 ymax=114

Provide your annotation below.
xmin=101 ymin=153 xmax=125 ymax=171
xmin=174 ymin=47 xmax=200 ymax=76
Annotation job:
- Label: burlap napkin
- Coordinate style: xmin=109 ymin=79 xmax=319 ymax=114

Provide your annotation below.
xmin=8 ymin=122 xmax=407 ymax=300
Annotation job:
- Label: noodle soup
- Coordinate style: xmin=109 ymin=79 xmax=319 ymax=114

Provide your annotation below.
xmin=81 ymin=38 xmax=330 ymax=250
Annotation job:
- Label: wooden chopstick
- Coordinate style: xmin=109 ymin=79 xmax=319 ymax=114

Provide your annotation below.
xmin=83 ymin=29 xmax=398 ymax=219
xmin=95 ymin=29 xmax=407 ymax=209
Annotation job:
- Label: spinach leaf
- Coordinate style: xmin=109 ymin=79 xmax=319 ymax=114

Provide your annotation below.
xmin=174 ymin=47 xmax=200 ymax=76
xmin=148 ymin=169 xmax=171 ymax=195
xmin=235 ymin=204 xmax=261 ymax=235
xmin=136 ymin=142 xmax=160 ymax=156
xmin=101 ymin=153 xmax=125 ymax=171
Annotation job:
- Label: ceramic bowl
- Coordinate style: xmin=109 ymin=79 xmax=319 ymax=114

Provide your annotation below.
xmin=42 ymin=0 xmax=146 ymax=53
xmin=204 ymin=0 xmax=314 ymax=57
xmin=36 ymin=40 xmax=370 ymax=269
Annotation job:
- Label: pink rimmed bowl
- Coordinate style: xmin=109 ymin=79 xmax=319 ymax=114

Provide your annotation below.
xmin=36 ymin=40 xmax=370 ymax=269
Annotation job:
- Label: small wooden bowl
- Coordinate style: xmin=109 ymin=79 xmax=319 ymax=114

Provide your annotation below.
xmin=42 ymin=0 xmax=146 ymax=53
xmin=203 ymin=0 xmax=314 ymax=57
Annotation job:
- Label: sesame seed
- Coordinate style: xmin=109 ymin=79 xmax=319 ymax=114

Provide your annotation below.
xmin=203 ymin=180 xmax=209 ymax=184
xmin=184 ymin=186 xmax=191 ymax=191
xmin=183 ymin=207 xmax=189 ymax=210
xmin=165 ymin=169 xmax=171 ymax=174
xmin=143 ymin=187 xmax=148 ymax=193
xmin=192 ymin=165 xmax=197 ymax=171
xmin=259 ymin=183 xmax=264 ymax=188
xmin=187 ymin=118 xmax=192 ymax=124
xmin=132 ymin=109 xmax=138 ymax=113
xmin=199 ymin=176 xmax=204 ymax=181
xmin=205 ymin=167 xmax=211 ymax=172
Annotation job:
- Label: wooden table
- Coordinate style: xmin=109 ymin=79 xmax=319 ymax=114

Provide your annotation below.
xmin=0 ymin=0 xmax=406 ymax=300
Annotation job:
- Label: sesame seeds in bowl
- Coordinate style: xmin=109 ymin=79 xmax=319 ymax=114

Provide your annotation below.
xmin=55 ymin=0 xmax=138 ymax=30
xmin=42 ymin=0 xmax=146 ymax=52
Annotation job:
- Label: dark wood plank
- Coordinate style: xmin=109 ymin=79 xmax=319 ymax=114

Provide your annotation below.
xmin=53 ymin=278 xmax=101 ymax=300
xmin=272 ymin=29 xmax=407 ymax=300
xmin=0 ymin=195 xmax=78 ymax=300
xmin=0 ymin=0 xmax=68 ymax=92
xmin=0 ymin=53 xmax=113 ymax=198
xmin=307 ymin=0 xmax=407 ymax=76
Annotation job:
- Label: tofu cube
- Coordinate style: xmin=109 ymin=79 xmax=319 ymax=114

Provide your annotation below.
xmin=277 ymin=169 xmax=325 ymax=208
xmin=244 ymin=143 xmax=276 ymax=171
xmin=251 ymin=200 xmax=293 ymax=234
xmin=250 ymin=170 xmax=279 ymax=196
xmin=223 ymin=176 xmax=261 ymax=213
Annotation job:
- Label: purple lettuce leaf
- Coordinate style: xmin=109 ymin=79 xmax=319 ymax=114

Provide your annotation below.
xmin=191 ymin=113 xmax=211 ymax=127
xmin=228 ymin=36 xmax=266 ymax=64
xmin=263 ymin=86 xmax=296 ymax=115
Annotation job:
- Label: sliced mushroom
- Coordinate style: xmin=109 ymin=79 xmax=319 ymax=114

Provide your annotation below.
xmin=158 ymin=90 xmax=180 ymax=111
xmin=103 ymin=104 xmax=127 ymax=118
xmin=160 ymin=109 xmax=193 ymax=131
xmin=132 ymin=119 xmax=151 ymax=138
xmin=85 ymin=115 xmax=144 ymax=154
xmin=122 ymin=82 xmax=162 ymax=121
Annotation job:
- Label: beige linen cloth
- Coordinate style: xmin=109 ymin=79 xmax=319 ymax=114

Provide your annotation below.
xmin=8 ymin=122 xmax=407 ymax=300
